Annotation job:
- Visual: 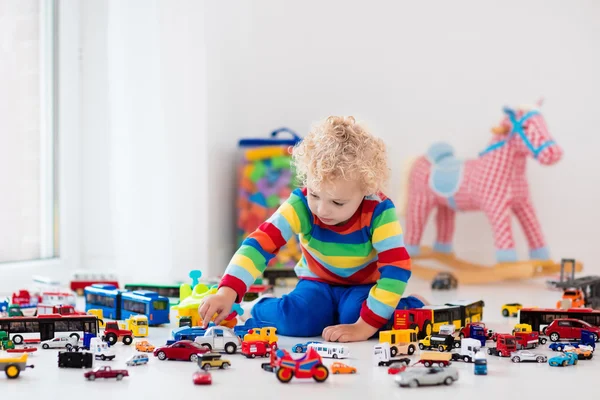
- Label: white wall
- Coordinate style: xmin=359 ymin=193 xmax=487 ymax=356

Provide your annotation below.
xmin=77 ymin=0 xmax=599 ymax=284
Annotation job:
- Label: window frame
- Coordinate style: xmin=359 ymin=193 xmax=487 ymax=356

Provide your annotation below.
xmin=0 ymin=0 xmax=81 ymax=293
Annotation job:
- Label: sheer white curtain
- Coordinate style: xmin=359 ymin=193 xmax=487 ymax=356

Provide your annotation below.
xmin=80 ymin=0 xmax=208 ymax=282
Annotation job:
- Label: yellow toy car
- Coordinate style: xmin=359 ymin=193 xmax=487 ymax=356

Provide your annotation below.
xmin=501 ymin=303 xmax=523 ymax=317
xmin=199 ymin=353 xmax=231 ymax=370
xmin=135 ymin=340 xmax=155 ymax=353
xmin=331 ymin=362 xmax=356 ymax=374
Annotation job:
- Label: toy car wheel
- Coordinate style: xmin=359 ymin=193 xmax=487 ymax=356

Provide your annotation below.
xmin=294 ymin=347 xmax=302 ymax=353
xmin=536 ymin=357 xmax=545 ymax=363
xmin=70 ymin=333 xmax=80 ymax=342
xmin=444 ymin=377 xmax=453 ymax=385
xmin=423 ymin=361 xmax=431 ymax=367
xmin=224 ymin=343 xmax=237 ymax=354
xmin=157 ymin=351 xmax=167 ymax=360
xmin=276 ymin=367 xmax=294 ymax=383
xmin=312 ymin=365 xmax=329 ymax=382
xmin=200 ymin=343 xmax=212 ymax=351
xmin=122 ymin=336 xmax=133 ymax=345
xmin=418 ymin=343 xmax=425 ymax=350
xmin=5 ymin=364 xmax=20 ymax=379
xmin=408 ymin=380 xmax=419 ymax=388
xmin=562 ymin=360 xmax=567 ymax=366
xmin=438 ymin=345 xmax=445 ymax=352
xmin=573 ymin=359 xmax=578 ymax=365
xmin=463 ymin=356 xmax=470 ymax=362
xmin=189 ymin=354 xmax=199 ymax=362
xmin=221 ymin=362 xmax=230 ymax=369
xmin=351 ymin=370 xmax=356 ymax=374
xmin=593 ymin=334 xmax=599 ymax=342
xmin=390 ymin=347 xmax=398 ymax=357
xmin=486 ymin=348 xmax=492 ymax=355
xmin=407 ymin=345 xmax=415 ymax=355
xmin=88 ymin=374 xmax=96 ymax=380
xmin=105 ymin=333 xmax=118 ymax=346
xmin=511 ymin=356 xmax=520 ymax=363
xmin=549 ymin=333 xmax=560 ymax=342
xmin=556 ymin=345 xmax=563 ymax=351
xmin=202 ymin=364 xmax=211 ymax=371
xmin=12 ymin=335 xmax=23 ymax=345
xmin=502 ymin=309 xmax=509 ymax=317
xmin=42 ymin=344 xmax=49 ymax=349
xmin=116 ymin=374 xmax=124 ymax=381
xmin=539 ymin=338 xmax=547 ymax=345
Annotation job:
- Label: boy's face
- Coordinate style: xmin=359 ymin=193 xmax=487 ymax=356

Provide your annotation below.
xmin=306 ymin=176 xmax=365 ymax=226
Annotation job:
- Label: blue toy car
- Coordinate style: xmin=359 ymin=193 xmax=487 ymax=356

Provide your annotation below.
xmin=291 ymin=341 xmax=321 ymax=353
xmin=549 ymin=342 xmax=579 ymax=352
xmin=474 ymin=353 xmax=487 ymax=375
xmin=548 ymin=352 xmax=578 ymax=367
xmin=126 ymin=353 xmax=149 ymax=366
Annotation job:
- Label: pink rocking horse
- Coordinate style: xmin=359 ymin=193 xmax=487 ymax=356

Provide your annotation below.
xmin=401 ymin=105 xmax=563 ymax=263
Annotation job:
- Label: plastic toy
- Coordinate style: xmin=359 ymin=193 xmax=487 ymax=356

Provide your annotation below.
xmin=126 ymin=353 xmax=150 ymax=366
xmin=501 ymin=303 xmax=523 ymax=317
xmin=58 ymin=349 xmax=94 ymax=368
xmin=331 ymin=362 xmax=356 ymax=374
xmin=563 ymin=345 xmax=593 ymax=360
xmin=84 ymin=366 xmax=129 ymax=380
xmin=172 ymin=285 xmax=242 ymax=328
xmin=545 ymin=318 xmax=600 ymax=342
xmin=135 ymin=340 xmax=155 ymax=352
xmin=0 ymin=353 xmax=34 ymax=379
xmin=307 ymin=343 xmax=349 ymax=359
xmin=102 ymin=321 xmax=133 ymax=345
xmin=399 ymin=104 xmax=576 ymax=284
xmin=291 ymin=341 xmax=321 ymax=353
xmin=512 ymin=324 xmax=547 ymax=347
xmin=89 ymin=337 xmax=116 ymax=361
xmin=41 ymin=336 xmax=78 ymax=349
xmin=510 ymin=350 xmax=547 ymax=363
xmin=0 ymin=314 xmax=101 ymax=345
xmin=450 ymin=338 xmax=482 ymax=363
xmin=241 ymin=341 xmax=274 ymax=358
xmin=473 ymin=352 xmax=487 ymax=375
xmin=395 ymin=366 xmax=459 ymax=388
xmin=126 ymin=315 xmax=149 ymax=337
xmin=0 ymin=330 xmax=14 ymax=350
xmin=71 ymin=271 xmax=119 ymax=296
xmin=548 ymin=260 xmax=600 ymax=309
xmin=548 ymin=352 xmax=578 ymax=367
xmin=379 ymin=329 xmax=418 ymax=356
xmin=198 ymin=353 xmax=231 ymax=370
xmin=267 ymin=347 xmax=329 ymax=384
xmin=243 ymin=327 xmax=278 ymax=346
xmin=373 ymin=343 xmax=411 ymax=367
xmin=192 ymin=369 xmax=212 ymax=385
xmin=486 ymin=334 xmax=517 ymax=357
xmin=194 ymin=326 xmax=241 ymax=354
xmin=416 ymin=351 xmax=453 ymax=367
xmin=153 ymin=340 xmax=210 ymax=362
xmin=418 ymin=334 xmax=456 ymax=352
xmin=458 ymin=323 xmax=490 ymax=346
xmin=5 ymin=346 xmax=37 ymax=354
xmin=431 ymin=272 xmax=458 ymax=290
xmin=387 ymin=362 xmax=408 ymax=375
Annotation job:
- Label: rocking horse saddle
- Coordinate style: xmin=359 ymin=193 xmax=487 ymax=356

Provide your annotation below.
xmin=426 ymin=142 xmax=464 ymax=206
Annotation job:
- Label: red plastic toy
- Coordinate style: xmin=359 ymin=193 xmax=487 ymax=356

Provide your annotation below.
xmin=487 ymin=334 xmax=517 ymax=357
xmin=6 ymin=347 xmax=37 ymax=354
xmin=84 ymin=366 xmax=129 ymax=381
xmin=192 ymin=370 xmax=212 ymax=385
xmin=241 ymin=340 xmax=274 ymax=358
xmin=102 ymin=321 xmax=133 ymax=345
xmin=544 ymin=318 xmax=600 ymax=342
xmin=268 ymin=348 xmax=329 ymax=383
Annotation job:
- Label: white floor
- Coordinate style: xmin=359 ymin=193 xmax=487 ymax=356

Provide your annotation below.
xmin=1 ymin=276 xmax=597 ymax=399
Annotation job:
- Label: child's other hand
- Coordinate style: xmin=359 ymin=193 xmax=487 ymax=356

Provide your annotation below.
xmin=322 ymin=318 xmax=378 ymax=343
xmin=198 ymin=287 xmax=237 ymax=329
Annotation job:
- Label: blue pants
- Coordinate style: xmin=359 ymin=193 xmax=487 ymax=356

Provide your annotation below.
xmin=250 ymin=279 xmax=424 ymax=337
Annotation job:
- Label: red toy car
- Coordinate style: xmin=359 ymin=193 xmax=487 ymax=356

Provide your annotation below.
xmin=544 ymin=318 xmax=600 ymax=342
xmin=84 ymin=366 xmax=129 ymax=381
xmin=241 ymin=340 xmax=274 ymax=358
xmin=154 ymin=340 xmax=210 ymax=362
xmin=387 ymin=362 xmax=408 ymax=375
xmin=192 ymin=369 xmax=212 ymax=385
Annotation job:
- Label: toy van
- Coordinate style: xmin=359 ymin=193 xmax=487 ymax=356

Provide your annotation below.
xmin=89 ymin=337 xmax=116 ymax=361
xmin=307 ymin=343 xmax=349 ymax=359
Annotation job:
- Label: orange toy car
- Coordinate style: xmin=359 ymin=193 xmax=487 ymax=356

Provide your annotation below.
xmin=557 ymin=288 xmax=585 ymax=308
xmin=330 ymin=362 xmax=357 ymax=374
xmin=135 ymin=340 xmax=156 ymax=353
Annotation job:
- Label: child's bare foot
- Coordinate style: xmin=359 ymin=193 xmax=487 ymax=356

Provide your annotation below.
xmin=409 ymin=293 xmax=430 ymax=306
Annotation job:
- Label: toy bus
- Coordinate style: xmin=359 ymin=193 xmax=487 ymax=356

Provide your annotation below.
xmin=518 ymin=307 xmax=600 ymax=333
xmin=445 ymin=300 xmax=485 ymax=324
xmin=124 ymin=283 xmax=180 ymax=299
xmin=393 ymin=305 xmax=463 ymax=339
xmin=0 ymin=314 xmax=100 ymax=345
xmin=70 ymin=271 xmax=119 ymax=296
xmin=84 ymin=284 xmax=170 ymax=326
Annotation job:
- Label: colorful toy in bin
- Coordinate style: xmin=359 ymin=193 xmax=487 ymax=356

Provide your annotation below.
xmin=237 ymin=128 xmax=303 ymax=278
xmin=172 ymin=284 xmax=243 ymax=328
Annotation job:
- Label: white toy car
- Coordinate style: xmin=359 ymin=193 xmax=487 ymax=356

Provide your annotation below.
xmin=194 ymin=326 xmax=241 ymax=354
xmin=41 ymin=336 xmax=78 ymax=349
xmin=395 ymin=366 xmax=459 ymax=388
xmin=510 ymin=350 xmax=547 ymax=363
xmin=126 ymin=353 xmax=149 ymax=366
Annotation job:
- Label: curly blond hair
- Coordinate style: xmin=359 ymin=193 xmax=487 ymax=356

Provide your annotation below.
xmin=291 ymin=116 xmax=390 ymax=195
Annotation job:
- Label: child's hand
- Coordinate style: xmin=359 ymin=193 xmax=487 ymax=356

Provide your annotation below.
xmin=322 ymin=318 xmax=378 ymax=342
xmin=198 ymin=287 xmax=237 ymax=328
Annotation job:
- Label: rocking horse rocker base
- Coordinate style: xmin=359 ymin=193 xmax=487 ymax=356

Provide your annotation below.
xmin=409 ymin=246 xmax=583 ymax=285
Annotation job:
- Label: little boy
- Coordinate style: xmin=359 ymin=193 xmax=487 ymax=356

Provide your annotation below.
xmin=199 ymin=116 xmax=425 ymax=342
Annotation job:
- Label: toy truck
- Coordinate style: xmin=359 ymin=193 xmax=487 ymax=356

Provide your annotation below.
xmin=89 ymin=337 xmax=116 ymax=361
xmin=126 ymin=315 xmax=149 ymax=337
xmin=102 ymin=321 xmax=133 ymax=345
xmin=0 ymin=353 xmax=34 ymax=379
xmin=460 ymin=322 xmax=493 ymax=340
xmin=486 ymin=334 xmax=517 ymax=357
xmin=513 ymin=323 xmax=547 ymax=345
xmin=378 ymin=329 xmax=418 ymax=356
xmin=416 ymin=351 xmax=452 ymax=367
xmin=419 ymin=334 xmax=456 ymax=352
xmin=373 ymin=343 xmax=411 ymax=367
xmin=242 ymin=340 xmax=274 ymax=358
xmin=450 ymin=338 xmax=481 ymax=363
xmin=474 ymin=352 xmax=488 ymax=375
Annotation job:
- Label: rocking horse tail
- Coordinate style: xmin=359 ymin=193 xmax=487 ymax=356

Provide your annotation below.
xmin=397 ymin=155 xmax=420 ymax=217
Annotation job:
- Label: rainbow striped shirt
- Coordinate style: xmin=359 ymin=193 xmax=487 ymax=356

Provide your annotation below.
xmin=220 ymin=187 xmax=412 ymax=328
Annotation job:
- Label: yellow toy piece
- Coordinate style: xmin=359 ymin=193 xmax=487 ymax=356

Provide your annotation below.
xmin=513 ymin=323 xmax=532 ymax=334
xmin=87 ymin=309 xmax=106 ymax=328
xmin=243 ymin=327 xmax=278 ymax=345
xmin=0 ymin=353 xmax=30 ymax=379
xmin=245 ymin=146 xmax=287 ymax=161
xmin=127 ymin=315 xmax=149 ymax=337
xmin=501 ymin=303 xmax=523 ymax=317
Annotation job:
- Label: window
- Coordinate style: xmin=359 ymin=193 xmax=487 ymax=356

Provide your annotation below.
xmin=558 ymin=321 xmax=572 ymax=327
xmin=123 ymin=300 xmax=146 ymax=314
xmin=152 ymin=300 xmax=168 ymax=311
xmin=0 ymin=0 xmax=58 ymax=263
xmin=54 ymin=320 xmax=69 ymax=331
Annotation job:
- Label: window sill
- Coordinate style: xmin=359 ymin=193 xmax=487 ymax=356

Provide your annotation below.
xmin=0 ymin=257 xmax=70 ymax=295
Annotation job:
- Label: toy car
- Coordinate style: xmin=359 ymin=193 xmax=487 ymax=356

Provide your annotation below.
xmin=557 ymin=288 xmax=585 ymax=308
xmin=549 ymin=342 xmax=580 ymax=352
xmin=58 ymin=349 xmax=93 ymax=368
xmin=331 ymin=362 xmax=356 ymax=374
xmin=154 ymin=340 xmax=210 ymax=362
xmin=194 ymin=326 xmax=241 ymax=354
xmin=198 ymin=353 xmax=231 ymax=370
xmin=387 ymin=361 xmax=408 ymax=375
xmin=501 ymin=303 xmax=522 ymax=317
xmin=431 ymin=272 xmax=457 ymax=290
xmin=126 ymin=353 xmax=149 ymax=366
xmin=395 ymin=366 xmax=459 ymax=387
xmin=135 ymin=340 xmax=155 ymax=353
xmin=292 ymin=341 xmax=321 ymax=353
xmin=84 ymin=366 xmax=129 ymax=380
xmin=510 ymin=350 xmax=547 ymax=363
xmin=473 ymin=352 xmax=487 ymax=375
xmin=563 ymin=345 xmax=593 ymax=360
xmin=192 ymin=369 xmax=212 ymax=385
xmin=548 ymin=352 xmax=578 ymax=367
xmin=41 ymin=336 xmax=78 ymax=349
xmin=545 ymin=318 xmax=600 ymax=342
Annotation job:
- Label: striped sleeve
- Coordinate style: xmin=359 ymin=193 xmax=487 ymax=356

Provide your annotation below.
xmin=360 ymin=198 xmax=412 ymax=328
xmin=219 ymin=188 xmax=312 ymax=302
